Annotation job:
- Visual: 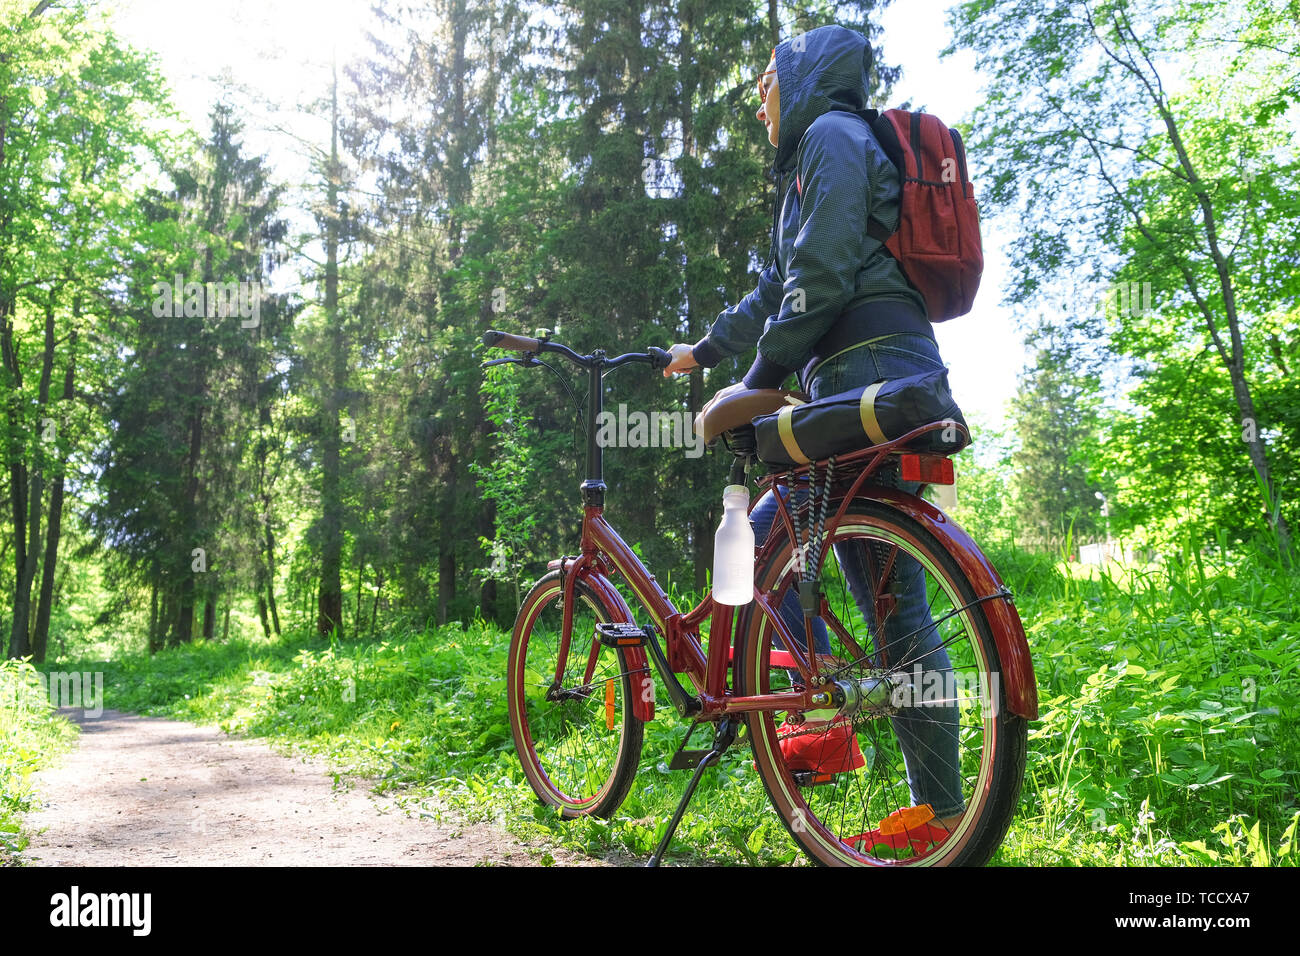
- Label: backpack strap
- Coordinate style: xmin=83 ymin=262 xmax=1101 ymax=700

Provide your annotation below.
xmin=791 ymin=108 xmax=898 ymax=242
xmin=852 ymin=108 xmax=899 ymax=242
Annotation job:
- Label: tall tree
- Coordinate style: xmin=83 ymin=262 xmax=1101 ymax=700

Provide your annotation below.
xmin=90 ymin=102 xmax=289 ymax=648
xmin=1010 ymin=327 xmax=1106 ymax=542
xmin=315 ymin=60 xmax=349 ymax=638
xmin=1 ymin=0 xmax=169 ymax=658
xmin=345 ymin=0 xmax=529 ymax=624
xmin=949 ymin=0 xmax=1299 ymax=558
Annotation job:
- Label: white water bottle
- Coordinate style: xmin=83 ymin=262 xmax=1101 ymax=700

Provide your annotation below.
xmin=713 ymin=484 xmax=754 ymax=605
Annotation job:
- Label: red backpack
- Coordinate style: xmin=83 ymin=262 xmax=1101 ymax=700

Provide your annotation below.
xmin=797 ymin=108 xmax=984 ymax=321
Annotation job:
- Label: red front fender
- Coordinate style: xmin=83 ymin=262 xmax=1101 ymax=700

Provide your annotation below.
xmin=867 ymin=488 xmax=1039 ymax=721
xmin=548 ymin=556 xmax=655 ymax=722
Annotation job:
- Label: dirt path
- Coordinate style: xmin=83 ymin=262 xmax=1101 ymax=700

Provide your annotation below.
xmin=25 ymin=708 xmax=602 ymax=867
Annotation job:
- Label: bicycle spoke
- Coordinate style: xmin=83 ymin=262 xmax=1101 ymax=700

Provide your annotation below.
xmin=742 ymin=499 xmax=1018 ymax=866
xmin=509 ymin=576 xmax=642 ymax=817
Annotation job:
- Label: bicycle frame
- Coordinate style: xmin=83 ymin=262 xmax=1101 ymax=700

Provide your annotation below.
xmin=485 ymin=329 xmax=1036 ymax=728
xmin=550 ymin=420 xmax=1038 ymax=726
xmin=490 ymin=329 xmax=1035 ymax=866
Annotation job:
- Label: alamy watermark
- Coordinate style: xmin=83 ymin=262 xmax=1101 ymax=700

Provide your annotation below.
xmin=50 ymin=886 xmax=150 ymax=936
xmin=152 ymin=274 xmax=261 ymax=328
xmin=596 ymin=403 xmax=703 ymax=459
xmin=1098 ymin=281 xmax=1153 ymax=318
xmin=3 ymin=671 xmax=106 ymax=718
xmin=888 ymin=664 xmax=1000 ymax=718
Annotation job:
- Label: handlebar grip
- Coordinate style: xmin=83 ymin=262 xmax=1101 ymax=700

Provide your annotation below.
xmin=482 ymin=329 xmax=542 ymax=351
xmin=647 ymin=346 xmax=671 ymax=370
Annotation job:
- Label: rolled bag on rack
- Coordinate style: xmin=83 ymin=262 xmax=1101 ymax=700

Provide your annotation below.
xmin=752 ymin=367 xmax=968 ymax=467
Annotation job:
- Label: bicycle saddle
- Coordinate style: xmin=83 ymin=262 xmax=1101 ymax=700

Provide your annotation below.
xmin=694 ymin=387 xmax=810 ymax=443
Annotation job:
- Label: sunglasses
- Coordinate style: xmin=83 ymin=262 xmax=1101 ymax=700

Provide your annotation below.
xmin=756 ymin=67 xmax=777 ymax=105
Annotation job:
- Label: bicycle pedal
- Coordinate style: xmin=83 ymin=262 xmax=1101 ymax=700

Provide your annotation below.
xmin=595 ymin=622 xmax=649 ymax=648
xmin=791 ymin=770 xmax=842 ymax=788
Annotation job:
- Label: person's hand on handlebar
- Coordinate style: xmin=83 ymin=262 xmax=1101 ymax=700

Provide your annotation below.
xmin=662 ymin=343 xmax=699 ymax=377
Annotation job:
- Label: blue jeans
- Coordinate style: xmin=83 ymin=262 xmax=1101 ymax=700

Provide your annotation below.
xmin=748 ymin=332 xmax=964 ymax=818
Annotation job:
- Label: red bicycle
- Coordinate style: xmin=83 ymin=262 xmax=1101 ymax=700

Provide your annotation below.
xmin=484 ymin=329 xmax=1037 ymax=866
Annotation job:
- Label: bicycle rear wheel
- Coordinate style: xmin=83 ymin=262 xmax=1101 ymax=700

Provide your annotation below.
xmin=735 ymin=495 xmax=1026 ymax=866
xmin=508 ymin=570 xmax=644 ymax=818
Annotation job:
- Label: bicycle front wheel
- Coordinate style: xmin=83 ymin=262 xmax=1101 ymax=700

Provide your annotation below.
xmin=507 ymin=569 xmax=644 ymax=818
xmin=735 ymin=496 xmax=1026 ymax=866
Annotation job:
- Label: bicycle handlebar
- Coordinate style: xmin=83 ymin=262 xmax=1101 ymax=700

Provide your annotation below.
xmin=482 ymin=328 xmax=671 ymax=372
xmin=482 ymin=330 xmax=542 ymax=351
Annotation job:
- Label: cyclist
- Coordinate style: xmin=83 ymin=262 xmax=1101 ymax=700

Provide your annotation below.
xmin=663 ymin=23 xmax=964 ymax=844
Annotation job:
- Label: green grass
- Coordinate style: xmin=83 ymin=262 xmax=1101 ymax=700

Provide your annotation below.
xmin=0 ymin=659 xmax=79 ymax=865
xmin=34 ymin=536 xmax=1300 ymax=866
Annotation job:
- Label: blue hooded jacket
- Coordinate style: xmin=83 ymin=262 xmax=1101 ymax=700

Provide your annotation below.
xmin=692 ymin=24 xmax=929 ymax=389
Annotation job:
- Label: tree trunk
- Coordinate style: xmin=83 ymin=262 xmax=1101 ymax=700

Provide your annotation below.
xmin=264 ymin=508 xmax=281 ymax=635
xmin=177 ymin=325 xmax=205 ymax=647
xmin=256 ymin=551 xmax=272 ymax=639
xmin=32 ymin=328 xmax=76 ymax=663
xmin=202 ymin=598 xmax=216 ymax=641
xmin=437 ymin=546 xmax=455 ymax=625
xmin=0 ymin=47 xmax=23 ymax=658
xmin=175 ymin=575 xmax=195 ymax=645
xmin=31 ymin=476 xmax=61 ymax=664
xmin=478 ymin=496 xmax=497 ymax=620
xmin=164 ymin=588 xmax=181 ymax=649
xmin=317 ymin=59 xmax=346 ymax=638
xmin=370 ymin=569 xmax=383 ymax=637
xmin=677 ymin=5 xmax=710 ymax=593
xmin=8 ymin=297 xmax=55 ymax=658
xmin=148 ymin=580 xmax=161 ymax=654
xmin=354 ymin=557 xmax=365 ymax=633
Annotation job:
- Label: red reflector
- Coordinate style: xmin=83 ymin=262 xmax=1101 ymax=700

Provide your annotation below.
xmin=899 ymin=454 xmax=954 ymax=485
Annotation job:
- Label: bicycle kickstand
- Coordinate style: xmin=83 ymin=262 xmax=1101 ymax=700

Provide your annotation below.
xmin=646 ymin=717 xmax=741 ymax=867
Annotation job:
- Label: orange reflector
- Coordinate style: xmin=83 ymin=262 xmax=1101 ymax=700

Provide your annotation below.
xmin=899 ymin=454 xmax=954 ymax=486
xmin=604 ymin=679 xmax=616 ymax=730
xmin=879 ymin=804 xmax=936 ymax=836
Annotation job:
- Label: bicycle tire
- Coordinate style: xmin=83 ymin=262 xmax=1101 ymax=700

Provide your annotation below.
xmin=507 ymin=569 xmax=644 ymax=819
xmin=735 ymin=495 xmax=1026 ymax=866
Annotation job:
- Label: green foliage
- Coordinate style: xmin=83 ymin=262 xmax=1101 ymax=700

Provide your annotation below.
xmin=949 ymin=412 xmax=1024 ymax=547
xmin=1 ymin=0 xmax=176 ymax=660
xmin=0 ymin=659 xmax=77 ymax=864
xmin=48 ymin=530 xmax=1300 ymax=866
xmin=85 ymin=102 xmax=292 ymax=648
xmin=1010 ymin=333 xmax=1106 ymax=542
xmin=472 ymin=365 xmax=542 ymax=613
xmin=948 ymin=0 xmax=1299 ymax=555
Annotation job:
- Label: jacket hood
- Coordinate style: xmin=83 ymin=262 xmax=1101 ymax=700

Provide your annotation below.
xmin=772 ymin=25 xmax=873 ymax=170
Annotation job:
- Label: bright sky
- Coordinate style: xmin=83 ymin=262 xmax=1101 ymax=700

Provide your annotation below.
xmin=877 ymin=0 xmax=1029 ymax=433
xmin=105 ymin=0 xmax=1028 ymax=430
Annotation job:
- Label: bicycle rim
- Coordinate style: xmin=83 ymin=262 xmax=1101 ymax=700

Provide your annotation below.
xmin=508 ymin=571 xmax=644 ymax=818
xmin=737 ymin=497 xmax=1023 ymax=866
